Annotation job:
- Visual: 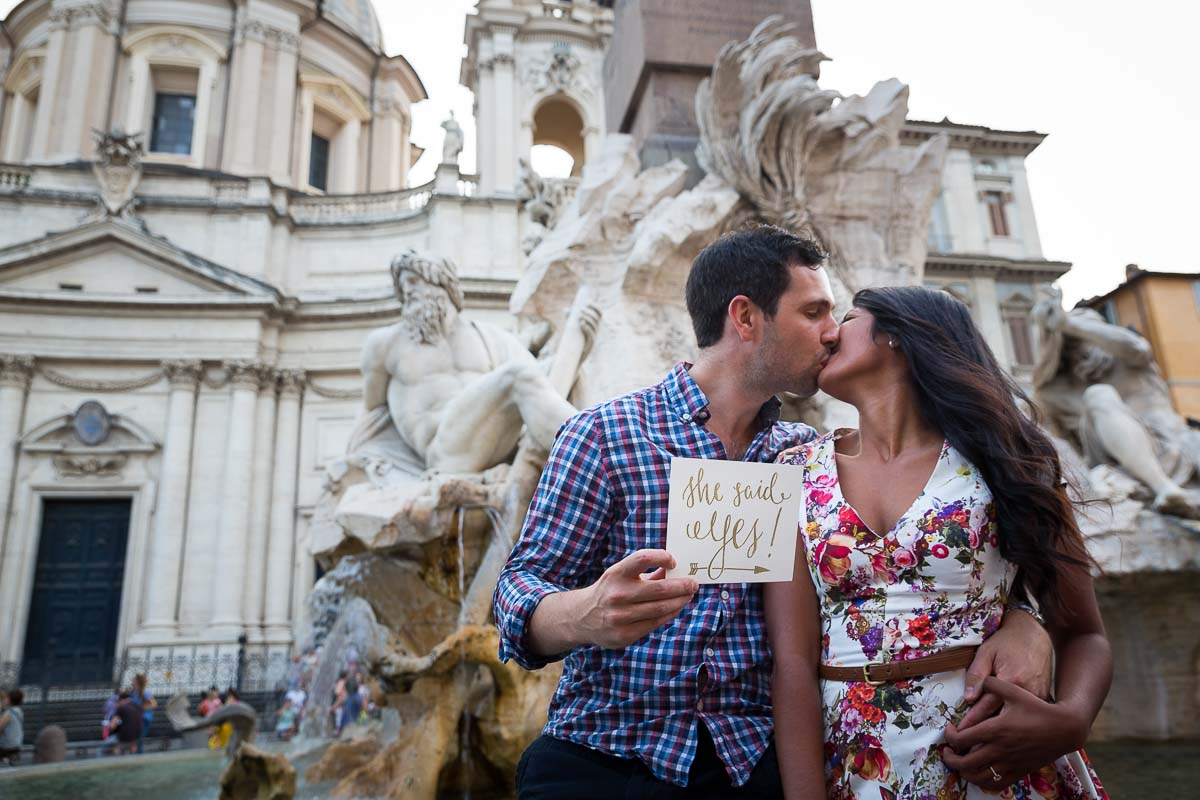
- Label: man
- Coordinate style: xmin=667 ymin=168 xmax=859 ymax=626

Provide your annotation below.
xmin=109 ymin=690 xmax=143 ymax=755
xmin=495 ymin=226 xmax=1062 ymax=797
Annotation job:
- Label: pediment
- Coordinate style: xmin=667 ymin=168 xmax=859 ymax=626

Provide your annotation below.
xmin=22 ymin=403 xmax=159 ymax=478
xmin=0 ymin=220 xmax=279 ymax=299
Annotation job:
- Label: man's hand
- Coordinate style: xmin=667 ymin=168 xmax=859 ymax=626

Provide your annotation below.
xmin=575 ymin=549 xmax=699 ymax=648
xmin=943 ymin=677 xmax=1087 ymax=789
xmin=527 ymin=549 xmax=698 ymax=655
xmin=959 ymin=609 xmax=1052 ymax=728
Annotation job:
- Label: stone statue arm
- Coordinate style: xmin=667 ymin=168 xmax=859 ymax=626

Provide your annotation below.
xmin=360 ymin=329 xmax=391 ymax=412
xmin=1062 ymin=311 xmax=1154 ymax=367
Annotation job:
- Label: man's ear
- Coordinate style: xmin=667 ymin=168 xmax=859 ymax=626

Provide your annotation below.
xmin=727 ymin=295 xmax=760 ymax=343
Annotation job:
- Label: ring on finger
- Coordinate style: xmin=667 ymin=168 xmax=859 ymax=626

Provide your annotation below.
xmin=989 ymin=765 xmax=1002 ymax=783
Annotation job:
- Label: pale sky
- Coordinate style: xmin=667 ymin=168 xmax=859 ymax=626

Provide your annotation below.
xmin=3 ymin=0 xmax=1196 ymax=304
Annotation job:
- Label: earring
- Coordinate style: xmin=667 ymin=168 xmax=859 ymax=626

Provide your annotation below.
xmin=888 ymin=338 xmax=897 ymax=350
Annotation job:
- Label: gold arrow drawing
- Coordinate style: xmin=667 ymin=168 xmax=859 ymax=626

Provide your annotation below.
xmin=689 ymin=563 xmax=770 ymax=576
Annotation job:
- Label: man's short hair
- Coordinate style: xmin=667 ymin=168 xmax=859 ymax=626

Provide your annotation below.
xmin=390 ymin=249 xmax=464 ymax=311
xmin=7 ymin=689 xmax=22 ymax=706
xmin=685 ymin=225 xmax=825 ymax=348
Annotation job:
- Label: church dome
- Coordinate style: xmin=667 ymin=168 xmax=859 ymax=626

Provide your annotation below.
xmin=324 ymin=0 xmax=383 ymax=51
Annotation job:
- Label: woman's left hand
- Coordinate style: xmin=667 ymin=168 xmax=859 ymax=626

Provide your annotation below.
xmin=942 ymin=676 xmax=1087 ymax=788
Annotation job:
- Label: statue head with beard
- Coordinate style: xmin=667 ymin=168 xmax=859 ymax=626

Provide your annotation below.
xmin=389 ymin=250 xmax=464 ymax=343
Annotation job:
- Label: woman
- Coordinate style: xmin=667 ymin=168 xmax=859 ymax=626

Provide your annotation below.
xmin=767 ymin=287 xmax=1111 ymax=799
xmin=130 ymin=673 xmax=157 ymax=754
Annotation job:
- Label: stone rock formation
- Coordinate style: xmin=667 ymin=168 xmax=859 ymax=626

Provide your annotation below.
xmin=32 ymin=724 xmax=65 ymax=764
xmin=219 ymin=743 xmax=297 ymax=800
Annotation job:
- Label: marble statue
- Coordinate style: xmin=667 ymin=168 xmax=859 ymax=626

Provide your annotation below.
xmin=167 ymin=695 xmax=296 ymax=799
xmin=516 ymin=157 xmax=569 ymax=254
xmin=348 ymin=248 xmax=598 ymax=478
xmin=695 ymin=17 xmax=948 ymax=291
xmin=1033 ymin=287 xmax=1200 ymax=517
xmin=515 ymin=16 xmax=944 ymax=431
xmin=440 ymin=112 xmax=463 ymax=165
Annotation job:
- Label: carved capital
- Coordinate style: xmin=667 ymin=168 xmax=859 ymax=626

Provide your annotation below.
xmin=224 ymin=360 xmax=265 ymax=390
xmin=237 ymin=19 xmax=300 ymax=53
xmin=162 ymin=359 xmax=202 ymax=389
xmin=48 ymin=2 xmax=116 ymax=32
xmin=277 ymin=369 xmax=307 ymax=397
xmin=0 ymin=355 xmax=35 ymax=389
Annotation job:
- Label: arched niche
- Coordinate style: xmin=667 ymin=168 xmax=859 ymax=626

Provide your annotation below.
xmin=531 ymin=94 xmax=586 ymax=178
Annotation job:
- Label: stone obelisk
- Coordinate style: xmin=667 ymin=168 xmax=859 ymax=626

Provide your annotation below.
xmin=603 ymin=0 xmax=816 ymax=182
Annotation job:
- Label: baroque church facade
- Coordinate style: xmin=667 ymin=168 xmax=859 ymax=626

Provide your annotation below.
xmin=0 ymin=0 xmax=1065 ymax=690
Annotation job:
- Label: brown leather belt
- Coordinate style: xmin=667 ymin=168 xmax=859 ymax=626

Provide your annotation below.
xmin=819 ymin=646 xmax=978 ymax=685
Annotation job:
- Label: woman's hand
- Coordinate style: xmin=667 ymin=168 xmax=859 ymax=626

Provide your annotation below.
xmin=942 ymin=676 xmax=1087 ymax=788
xmin=959 ymin=608 xmax=1052 ymax=728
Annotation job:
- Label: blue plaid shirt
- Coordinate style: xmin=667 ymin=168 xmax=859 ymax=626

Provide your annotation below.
xmin=494 ymin=363 xmax=817 ymax=786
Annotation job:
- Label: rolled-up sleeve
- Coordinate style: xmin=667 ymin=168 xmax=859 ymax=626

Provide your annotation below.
xmin=493 ymin=409 xmax=613 ymax=670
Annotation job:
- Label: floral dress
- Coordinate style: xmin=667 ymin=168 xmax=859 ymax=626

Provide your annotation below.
xmin=779 ymin=432 xmax=1106 ymax=800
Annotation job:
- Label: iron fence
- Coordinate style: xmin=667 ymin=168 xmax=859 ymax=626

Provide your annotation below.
xmin=1 ymin=639 xmax=293 ymax=701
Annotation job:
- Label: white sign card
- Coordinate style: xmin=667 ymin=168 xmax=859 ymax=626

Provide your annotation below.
xmin=664 ymin=457 xmax=804 ymax=584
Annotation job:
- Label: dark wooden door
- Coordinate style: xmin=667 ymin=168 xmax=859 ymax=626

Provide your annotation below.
xmin=20 ymin=499 xmax=132 ymax=685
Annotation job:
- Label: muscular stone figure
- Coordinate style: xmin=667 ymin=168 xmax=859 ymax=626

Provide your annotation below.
xmin=1032 ymin=287 xmax=1199 ymax=516
xmin=348 ymin=249 xmax=597 ymax=479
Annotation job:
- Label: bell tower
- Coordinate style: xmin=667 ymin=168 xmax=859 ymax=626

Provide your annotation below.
xmin=461 ymin=1 xmax=612 ymax=197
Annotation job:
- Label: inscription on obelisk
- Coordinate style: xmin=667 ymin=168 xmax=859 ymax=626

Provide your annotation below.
xmin=603 ymin=0 xmax=817 ymax=182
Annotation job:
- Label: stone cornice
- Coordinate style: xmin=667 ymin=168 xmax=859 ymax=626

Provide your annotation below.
xmin=924 ymin=253 xmax=1071 ymax=280
xmin=901 ymin=119 xmax=1047 ymax=157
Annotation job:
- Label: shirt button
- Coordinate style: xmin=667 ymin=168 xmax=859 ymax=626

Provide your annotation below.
xmin=705 ymin=647 xmax=715 ymax=658
xmin=681 ymin=412 xmax=693 ymax=423
xmin=720 ymin=590 xmax=730 ymax=601
xmin=695 ymin=701 xmax=703 ymax=712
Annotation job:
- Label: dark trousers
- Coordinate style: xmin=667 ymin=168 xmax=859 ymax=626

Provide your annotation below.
xmin=516 ymin=726 xmax=783 ymax=799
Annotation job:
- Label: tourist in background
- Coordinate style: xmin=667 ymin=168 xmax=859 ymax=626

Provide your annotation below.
xmin=109 ymin=690 xmax=143 ymax=755
xmin=274 ymin=698 xmax=299 ymax=741
xmin=130 ymin=673 xmax=157 ymax=753
xmin=335 ymin=674 xmax=363 ymax=735
xmin=0 ymin=689 xmax=24 ymax=766
xmin=331 ymin=671 xmax=347 ymax=734
xmin=199 ymin=686 xmax=222 ymax=717
xmin=285 ymin=683 xmax=307 ymax=725
xmin=100 ymin=686 xmax=120 ymax=754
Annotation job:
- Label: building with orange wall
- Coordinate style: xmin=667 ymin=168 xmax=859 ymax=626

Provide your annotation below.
xmin=1081 ymin=265 xmax=1200 ymax=421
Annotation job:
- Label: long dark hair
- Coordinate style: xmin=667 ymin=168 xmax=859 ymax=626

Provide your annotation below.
xmin=853 ymin=286 xmax=1092 ymax=624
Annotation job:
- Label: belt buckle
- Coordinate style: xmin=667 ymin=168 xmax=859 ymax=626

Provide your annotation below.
xmin=862 ymin=660 xmax=885 ymax=686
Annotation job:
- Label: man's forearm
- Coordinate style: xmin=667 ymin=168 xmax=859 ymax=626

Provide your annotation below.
xmin=526 ymin=588 xmax=590 ymax=657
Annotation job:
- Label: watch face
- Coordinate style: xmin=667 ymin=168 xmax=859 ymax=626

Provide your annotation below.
xmin=73 ymin=400 xmax=112 ymax=446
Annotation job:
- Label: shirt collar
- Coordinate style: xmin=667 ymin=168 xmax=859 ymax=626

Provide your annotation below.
xmin=663 ymin=362 xmax=782 ymax=428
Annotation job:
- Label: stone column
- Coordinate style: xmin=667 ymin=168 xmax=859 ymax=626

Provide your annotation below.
xmin=262 ymin=369 xmax=304 ymax=640
xmin=242 ymin=367 xmax=278 ymax=639
xmin=331 ymin=118 xmax=362 ymax=194
xmin=0 ymin=355 xmax=34 ymax=654
xmin=491 ymin=37 xmax=517 ymax=195
xmin=137 ymin=360 xmax=201 ymax=637
xmin=224 ymin=27 xmax=265 ymax=175
xmin=205 ymin=360 xmax=261 ymax=638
